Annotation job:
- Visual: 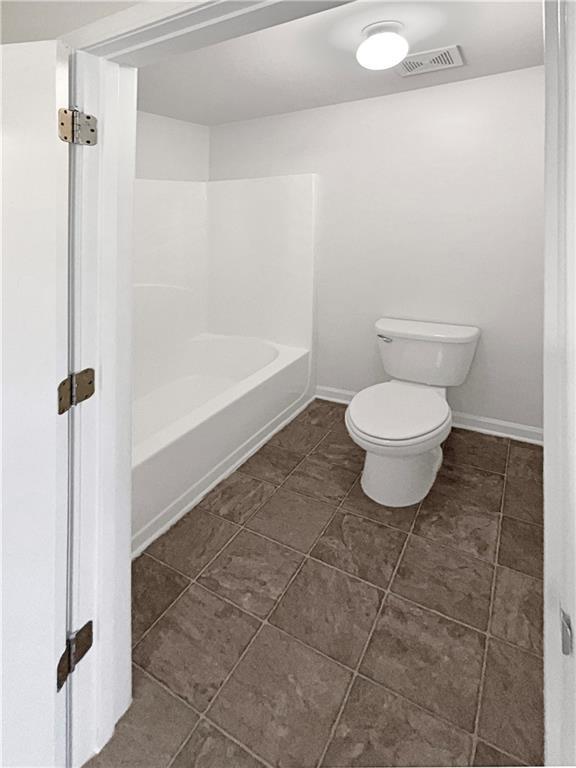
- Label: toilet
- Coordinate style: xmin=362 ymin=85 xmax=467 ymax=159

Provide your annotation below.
xmin=346 ymin=317 xmax=480 ymax=507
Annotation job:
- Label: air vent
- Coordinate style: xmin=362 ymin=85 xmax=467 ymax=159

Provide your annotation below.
xmin=397 ymin=45 xmax=464 ymax=77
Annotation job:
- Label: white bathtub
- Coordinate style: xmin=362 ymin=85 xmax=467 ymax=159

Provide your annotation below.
xmin=132 ymin=331 xmax=311 ymax=553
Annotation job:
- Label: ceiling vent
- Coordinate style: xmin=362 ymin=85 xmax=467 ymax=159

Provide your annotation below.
xmin=396 ymin=45 xmax=464 ymax=77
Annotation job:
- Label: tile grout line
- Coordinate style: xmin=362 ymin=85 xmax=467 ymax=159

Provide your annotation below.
xmin=136 ymin=471 xmax=352 ymax=653
xmin=237 ymin=408 xmax=341 ymax=488
xmin=314 ymin=500 xmax=424 ymax=768
xmin=165 ymin=718 xmax=203 ymax=768
xmin=138 ymin=454 xmax=540 ymax=664
xmin=131 ymin=578 xmax=193 ymax=651
xmin=137 ymin=438 xmax=540 ymax=662
xmin=132 ymin=515 xmax=252 ymax=651
xmin=190 ymin=457 xmax=356 ymax=766
xmin=167 ymin=708 xmax=278 ymax=768
xmin=473 ymin=736 xmax=530 ymax=767
xmin=133 ymin=662 xmax=277 ymax=768
xmin=132 ymin=409 xmax=540 ymax=766
xmin=198 ymin=556 xmax=312 ymax=762
xmin=133 ymin=660 xmax=201 ymax=713
xmin=173 ymin=492 xmax=541 ymax=583
xmin=443 ymin=458 xmax=507 ymax=477
xmin=469 ymin=438 xmax=511 ymax=765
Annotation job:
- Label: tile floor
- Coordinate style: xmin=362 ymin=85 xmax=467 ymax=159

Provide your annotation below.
xmin=90 ymin=399 xmax=544 ymax=768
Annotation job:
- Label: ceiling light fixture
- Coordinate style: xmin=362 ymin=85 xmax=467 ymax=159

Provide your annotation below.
xmin=356 ymin=21 xmax=409 ymax=71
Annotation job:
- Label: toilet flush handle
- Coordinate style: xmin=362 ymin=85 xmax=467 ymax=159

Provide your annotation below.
xmin=377 ymin=334 xmax=393 ymax=342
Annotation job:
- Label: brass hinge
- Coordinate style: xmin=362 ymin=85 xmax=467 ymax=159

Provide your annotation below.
xmin=58 ymin=108 xmax=98 ymax=145
xmin=57 ymin=620 xmax=93 ymax=691
xmin=58 ymin=368 xmax=95 ymax=415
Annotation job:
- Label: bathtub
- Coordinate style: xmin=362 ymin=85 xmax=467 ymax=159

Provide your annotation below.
xmin=132 ymin=331 xmax=312 ymax=553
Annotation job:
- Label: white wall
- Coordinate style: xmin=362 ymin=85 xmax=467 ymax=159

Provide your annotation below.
xmin=208 ymin=175 xmax=316 ymax=348
xmin=210 ymin=67 xmax=545 ymax=430
xmin=136 ymin=110 xmax=209 ymax=181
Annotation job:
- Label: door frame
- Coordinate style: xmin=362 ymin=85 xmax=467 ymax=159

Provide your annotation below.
xmin=61 ymin=0 xmax=575 ymax=764
xmin=543 ymin=1 xmax=576 ymax=764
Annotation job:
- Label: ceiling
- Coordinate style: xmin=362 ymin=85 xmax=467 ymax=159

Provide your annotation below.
xmin=137 ymin=0 xmax=543 ymax=125
xmin=0 ymin=1 xmax=136 ymax=43
xmin=1 ymin=1 xmax=543 ymax=126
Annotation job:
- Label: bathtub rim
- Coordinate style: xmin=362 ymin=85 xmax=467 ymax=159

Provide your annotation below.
xmin=133 ymin=334 xmax=308 ymax=467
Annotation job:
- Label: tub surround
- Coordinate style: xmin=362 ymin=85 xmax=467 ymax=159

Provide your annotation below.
xmin=132 ymin=174 xmax=316 ymax=552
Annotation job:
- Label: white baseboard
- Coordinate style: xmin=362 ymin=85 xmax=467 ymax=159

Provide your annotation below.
xmin=451 ymin=411 xmax=543 ymax=445
xmin=131 ymin=393 xmax=314 ymax=557
xmin=315 ymin=385 xmax=543 ymax=445
xmin=315 ymin=385 xmax=355 ymax=404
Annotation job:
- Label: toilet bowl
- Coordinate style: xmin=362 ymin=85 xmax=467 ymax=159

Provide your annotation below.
xmin=346 ymin=317 xmax=480 ymax=508
xmin=346 ymin=381 xmax=452 ymax=507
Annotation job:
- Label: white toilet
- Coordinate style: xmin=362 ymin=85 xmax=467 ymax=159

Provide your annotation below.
xmin=346 ymin=317 xmax=480 ymax=507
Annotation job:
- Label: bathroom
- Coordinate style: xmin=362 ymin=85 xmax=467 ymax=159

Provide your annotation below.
xmin=101 ymin=2 xmax=544 ymax=768
xmin=110 ymin=1 xmax=543 ymax=766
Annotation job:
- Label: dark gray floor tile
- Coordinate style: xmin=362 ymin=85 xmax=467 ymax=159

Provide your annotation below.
xmin=311 ymin=424 xmax=365 ymax=472
xmin=209 ymin=625 xmax=351 ymax=768
xmin=415 ymin=465 xmax=503 ymax=561
xmin=491 ymin=567 xmax=543 ymax=655
xmin=132 ymin=554 xmax=189 ymax=646
xmin=146 ymin=509 xmax=237 ymax=579
xmin=270 ymin=421 xmax=327 ymax=455
xmin=507 ymin=441 xmax=543 ymax=483
xmin=392 ymin=536 xmax=493 ymax=630
xmin=503 ymin=477 xmax=543 ymax=526
xmin=240 ymin=444 xmax=302 ymax=485
xmin=172 ymin=721 xmax=265 ymax=768
xmin=414 ymin=503 xmax=499 ymax=562
xmin=342 ymin=479 xmax=419 ymax=532
xmin=133 ymin=584 xmax=259 ymax=711
xmin=361 ymin=595 xmax=485 ymax=732
xmin=479 ymin=639 xmax=544 ymax=765
xmin=270 ymin=558 xmax=381 ymax=667
xmin=499 ymin=518 xmax=543 ymax=579
xmin=322 ymin=676 xmax=471 ymax=767
xmin=198 ymin=530 xmax=303 ymax=618
xmin=422 ymin=463 xmax=505 ymax=517
xmin=473 ymin=741 xmax=524 ymax=766
xmin=283 ymin=455 xmax=357 ymax=505
xmin=443 ymin=428 xmax=509 ymax=474
xmin=311 ymin=512 xmax=406 ymax=589
xmin=293 ymin=399 xmax=345 ymax=430
xmin=196 ymin=472 xmax=276 ymax=524
xmin=247 ymin=488 xmax=336 ymax=553
xmin=87 ymin=667 xmax=197 ymax=768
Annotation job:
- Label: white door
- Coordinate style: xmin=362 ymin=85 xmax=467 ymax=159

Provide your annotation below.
xmin=2 ymin=40 xmax=71 ymax=767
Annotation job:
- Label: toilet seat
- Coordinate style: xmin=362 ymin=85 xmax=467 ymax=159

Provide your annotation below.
xmin=347 ymin=381 xmax=451 ymax=444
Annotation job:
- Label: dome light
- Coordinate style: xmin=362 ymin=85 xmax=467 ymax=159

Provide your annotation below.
xmin=356 ymin=22 xmax=409 ymax=71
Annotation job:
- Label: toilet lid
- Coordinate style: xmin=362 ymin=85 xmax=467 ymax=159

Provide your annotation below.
xmin=349 ymin=381 xmax=450 ymax=441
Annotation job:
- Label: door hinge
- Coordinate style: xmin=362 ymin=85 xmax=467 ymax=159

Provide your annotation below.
xmin=561 ymin=609 xmax=573 ymax=656
xmin=58 ymin=107 xmax=98 ymax=145
xmin=58 ymin=368 xmax=95 ymax=415
xmin=57 ymin=620 xmax=93 ymax=691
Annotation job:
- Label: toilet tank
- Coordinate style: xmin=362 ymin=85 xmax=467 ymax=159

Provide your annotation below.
xmin=375 ymin=317 xmax=480 ymax=386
